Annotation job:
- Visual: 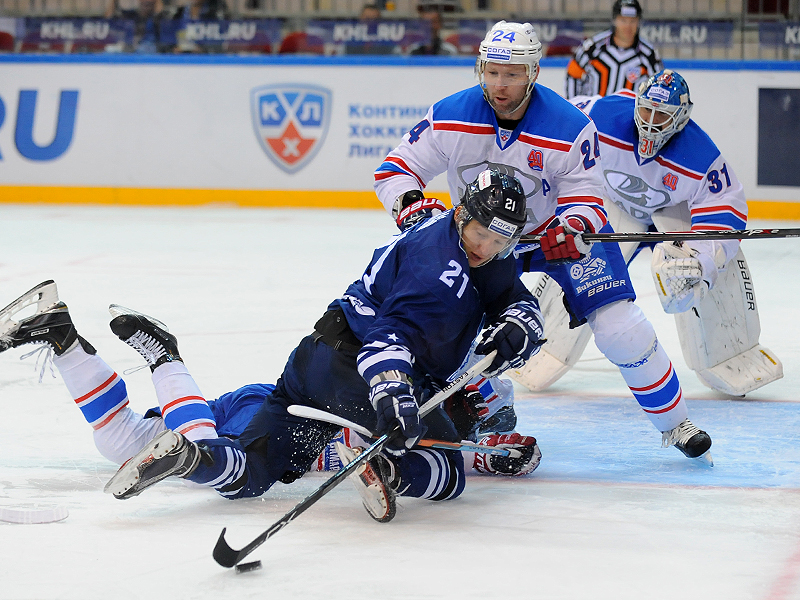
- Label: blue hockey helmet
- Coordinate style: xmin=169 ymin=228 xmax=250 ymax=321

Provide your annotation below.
xmin=456 ymin=169 xmax=527 ymax=262
xmin=634 ymin=69 xmax=693 ymax=159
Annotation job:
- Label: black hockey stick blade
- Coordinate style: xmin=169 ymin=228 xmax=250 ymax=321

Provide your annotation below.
xmin=212 ymin=351 xmax=496 ymax=568
xmin=519 ymin=227 xmax=800 ymax=245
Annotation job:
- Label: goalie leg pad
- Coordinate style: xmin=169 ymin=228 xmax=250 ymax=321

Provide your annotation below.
xmin=673 ymin=247 xmax=783 ymax=395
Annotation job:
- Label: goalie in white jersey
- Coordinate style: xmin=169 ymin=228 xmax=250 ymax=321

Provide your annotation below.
xmin=374 ymin=22 xmax=713 ymax=463
xmin=515 ymin=69 xmax=782 ymax=397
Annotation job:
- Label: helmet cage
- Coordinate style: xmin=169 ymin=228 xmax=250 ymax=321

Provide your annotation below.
xmin=634 ymin=70 xmax=692 ymax=159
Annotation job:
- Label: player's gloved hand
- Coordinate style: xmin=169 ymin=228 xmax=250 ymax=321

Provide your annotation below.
xmin=443 ymin=384 xmax=488 ymax=441
xmin=369 ymin=374 xmax=427 ymax=456
xmin=473 ymin=433 xmax=542 ymax=476
xmin=394 ymin=190 xmax=447 ymax=232
xmin=474 ymin=300 xmax=545 ymax=378
xmin=651 ymin=241 xmax=723 ymax=314
xmin=539 ymin=215 xmax=594 ymax=263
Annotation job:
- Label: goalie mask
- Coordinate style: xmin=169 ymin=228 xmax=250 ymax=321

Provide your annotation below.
xmin=456 ymin=169 xmax=527 ymax=263
xmin=634 ymin=69 xmax=693 ymax=159
xmin=475 ymin=21 xmax=543 ymax=115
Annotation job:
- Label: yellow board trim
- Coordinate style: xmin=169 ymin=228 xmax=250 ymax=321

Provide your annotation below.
xmin=0 ymin=186 xmax=455 ymax=210
xmin=0 ymin=185 xmax=796 ymax=218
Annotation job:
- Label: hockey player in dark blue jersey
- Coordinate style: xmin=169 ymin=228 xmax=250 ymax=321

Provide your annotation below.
xmin=0 ymin=170 xmax=545 ymax=522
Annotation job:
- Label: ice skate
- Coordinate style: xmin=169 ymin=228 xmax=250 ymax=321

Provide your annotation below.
xmin=0 ymin=280 xmax=79 ymax=356
xmin=477 ymin=404 xmax=518 ymax=436
xmin=104 ymin=430 xmax=201 ymax=499
xmin=334 ymin=442 xmax=397 ymax=523
xmin=662 ymin=419 xmax=713 ymax=466
xmin=108 ymin=304 xmax=181 ymax=371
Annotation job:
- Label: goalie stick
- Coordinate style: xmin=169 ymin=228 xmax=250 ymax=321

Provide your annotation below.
xmin=286 ymin=404 xmax=521 ymax=458
xmin=212 ymin=351 xmax=497 ymax=569
xmin=519 ymin=227 xmax=800 ymax=245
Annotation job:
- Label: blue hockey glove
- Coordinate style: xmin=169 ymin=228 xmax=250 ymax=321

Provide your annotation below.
xmin=474 ymin=300 xmax=545 ymax=378
xmin=540 ymin=214 xmax=594 ymax=264
xmin=395 ymin=190 xmax=447 ymax=232
xmin=369 ymin=374 xmax=427 ymax=456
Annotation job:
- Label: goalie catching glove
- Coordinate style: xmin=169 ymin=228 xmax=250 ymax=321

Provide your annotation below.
xmin=540 ymin=215 xmax=594 ymax=263
xmin=473 ymin=433 xmax=541 ymax=476
xmin=474 ymin=300 xmax=545 ymax=378
xmin=651 ymin=241 xmax=725 ymax=314
xmin=394 ymin=190 xmax=447 ymax=232
xmin=369 ymin=372 xmax=427 ymax=457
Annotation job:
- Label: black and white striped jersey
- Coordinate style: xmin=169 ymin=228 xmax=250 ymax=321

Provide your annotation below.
xmin=565 ymin=29 xmax=663 ymax=99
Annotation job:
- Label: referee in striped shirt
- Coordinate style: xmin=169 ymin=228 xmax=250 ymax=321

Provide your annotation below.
xmin=565 ymin=0 xmax=663 ymax=99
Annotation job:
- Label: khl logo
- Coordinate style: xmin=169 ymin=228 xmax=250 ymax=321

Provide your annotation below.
xmin=0 ymin=90 xmax=79 ymax=161
xmin=250 ymin=84 xmax=332 ymax=174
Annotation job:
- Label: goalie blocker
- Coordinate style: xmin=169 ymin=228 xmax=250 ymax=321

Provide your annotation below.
xmin=510 ymin=201 xmax=782 ymax=397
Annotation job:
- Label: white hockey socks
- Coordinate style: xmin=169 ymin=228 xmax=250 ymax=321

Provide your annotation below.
xmin=151 ymin=361 xmax=217 ymax=442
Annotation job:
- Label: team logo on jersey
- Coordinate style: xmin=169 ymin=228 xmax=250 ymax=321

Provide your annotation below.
xmin=604 ymin=170 xmax=671 ymax=217
xmin=527 ymin=149 xmax=543 ymax=171
xmin=250 ymin=84 xmax=332 ymax=174
xmin=663 ymin=173 xmax=679 ymax=191
xmin=569 ymin=257 xmax=607 ymax=283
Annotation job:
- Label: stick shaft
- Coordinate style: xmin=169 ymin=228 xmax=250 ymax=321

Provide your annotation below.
xmin=519 ymin=228 xmax=800 ymax=245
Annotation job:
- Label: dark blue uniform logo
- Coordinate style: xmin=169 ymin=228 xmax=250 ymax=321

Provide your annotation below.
xmin=250 ymin=84 xmax=332 ymax=174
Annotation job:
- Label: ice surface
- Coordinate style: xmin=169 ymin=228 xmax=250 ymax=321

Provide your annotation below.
xmin=1 ymin=205 xmax=799 ymax=600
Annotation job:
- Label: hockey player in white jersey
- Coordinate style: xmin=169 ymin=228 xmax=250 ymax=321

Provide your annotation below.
xmin=514 ymin=69 xmax=782 ymax=398
xmin=374 ymin=22 xmax=713 ymax=463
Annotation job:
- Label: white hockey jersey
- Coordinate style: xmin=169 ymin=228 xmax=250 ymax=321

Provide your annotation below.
xmin=374 ymin=84 xmax=608 ymax=236
xmin=573 ymin=91 xmax=748 ymax=264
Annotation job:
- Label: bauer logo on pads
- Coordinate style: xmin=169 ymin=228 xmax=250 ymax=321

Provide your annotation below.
xmin=250 ymin=84 xmax=332 ymax=174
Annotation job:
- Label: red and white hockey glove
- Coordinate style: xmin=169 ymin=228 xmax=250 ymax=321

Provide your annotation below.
xmin=473 ymin=433 xmax=541 ymax=476
xmin=395 ymin=190 xmax=447 ymax=232
xmin=540 ymin=215 xmax=594 ymax=263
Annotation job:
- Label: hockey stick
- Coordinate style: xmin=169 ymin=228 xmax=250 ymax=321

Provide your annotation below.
xmin=212 ymin=351 xmax=497 ymax=569
xmin=286 ymin=404 xmax=520 ymax=457
xmin=519 ymin=227 xmax=800 ymax=245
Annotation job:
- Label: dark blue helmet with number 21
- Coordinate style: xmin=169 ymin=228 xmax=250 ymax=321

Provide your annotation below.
xmin=457 ymin=169 xmax=527 ymax=260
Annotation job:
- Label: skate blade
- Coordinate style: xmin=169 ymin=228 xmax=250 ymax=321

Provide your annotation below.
xmin=0 ymin=281 xmax=59 ymax=337
xmin=104 ymin=430 xmax=179 ymax=498
xmin=108 ymin=304 xmax=170 ymax=332
xmin=334 ymin=442 xmax=395 ymax=522
xmin=694 ymin=451 xmax=714 ymax=467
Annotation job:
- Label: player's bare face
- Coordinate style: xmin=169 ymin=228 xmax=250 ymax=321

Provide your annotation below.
xmin=460 ymin=220 xmax=513 ymax=267
xmin=613 ymin=16 xmax=639 ymax=48
xmin=483 ymin=63 xmax=531 ymax=119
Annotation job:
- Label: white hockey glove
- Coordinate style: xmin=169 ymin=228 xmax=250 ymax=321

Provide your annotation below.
xmin=540 ymin=215 xmax=594 ymax=264
xmin=393 ymin=191 xmax=447 ymax=232
xmin=474 ymin=300 xmax=545 ymax=378
xmin=473 ymin=433 xmax=541 ymax=476
xmin=651 ymin=241 xmax=723 ymax=314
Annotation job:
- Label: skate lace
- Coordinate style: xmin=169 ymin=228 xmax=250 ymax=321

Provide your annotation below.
xmin=661 ymin=419 xmax=701 ymax=449
xmin=122 ymin=330 xmax=166 ymax=374
xmin=19 ymin=343 xmax=57 ymax=383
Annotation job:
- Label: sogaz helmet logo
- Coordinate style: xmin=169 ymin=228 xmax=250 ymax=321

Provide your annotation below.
xmin=250 ymin=84 xmax=332 ymax=174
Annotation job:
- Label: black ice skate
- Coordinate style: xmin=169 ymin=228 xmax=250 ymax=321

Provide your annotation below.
xmin=477 ymin=404 xmax=518 ymax=437
xmin=334 ymin=442 xmax=398 ymax=523
xmin=662 ymin=418 xmax=713 ymax=466
xmin=104 ymin=430 xmax=201 ymax=499
xmin=0 ymin=280 xmax=92 ymax=357
xmin=108 ymin=305 xmax=181 ymax=372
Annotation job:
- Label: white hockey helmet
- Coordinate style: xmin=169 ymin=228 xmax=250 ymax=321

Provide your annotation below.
xmin=634 ymin=69 xmax=693 ymax=159
xmin=475 ymin=21 xmax=543 ymax=108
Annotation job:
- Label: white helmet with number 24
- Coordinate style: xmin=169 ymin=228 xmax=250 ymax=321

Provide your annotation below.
xmin=476 ymin=21 xmax=543 ymax=109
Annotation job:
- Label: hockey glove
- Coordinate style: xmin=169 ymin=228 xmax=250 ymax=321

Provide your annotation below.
xmin=473 ymin=433 xmax=542 ymax=476
xmin=369 ymin=374 xmax=427 ymax=457
xmin=651 ymin=241 xmax=723 ymax=314
xmin=540 ymin=215 xmax=594 ymax=264
xmin=474 ymin=300 xmax=545 ymax=378
xmin=443 ymin=384 xmax=489 ymax=441
xmin=394 ymin=190 xmax=447 ymax=232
